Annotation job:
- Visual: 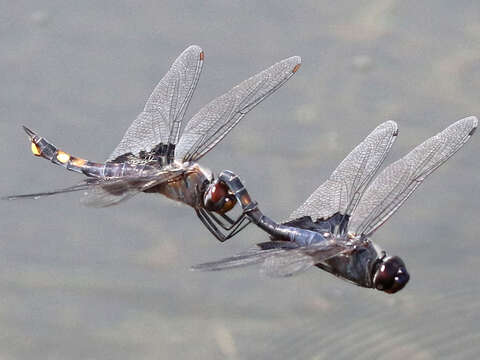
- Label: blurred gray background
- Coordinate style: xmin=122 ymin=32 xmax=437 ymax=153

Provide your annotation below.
xmin=1 ymin=1 xmax=480 ymax=359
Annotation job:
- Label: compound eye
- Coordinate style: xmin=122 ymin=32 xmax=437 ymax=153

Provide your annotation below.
xmin=373 ymin=256 xmax=409 ymax=294
xmin=218 ymin=194 xmax=236 ymax=214
xmin=204 ymin=182 xmax=229 ymax=212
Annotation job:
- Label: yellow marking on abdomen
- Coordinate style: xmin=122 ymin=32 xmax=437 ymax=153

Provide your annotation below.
xmin=70 ymin=157 xmax=87 ymax=167
xmin=31 ymin=142 xmax=41 ymax=156
xmin=56 ymin=150 xmax=70 ymax=163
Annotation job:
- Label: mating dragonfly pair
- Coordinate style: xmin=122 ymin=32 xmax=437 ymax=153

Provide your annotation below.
xmin=6 ymin=45 xmax=477 ymax=294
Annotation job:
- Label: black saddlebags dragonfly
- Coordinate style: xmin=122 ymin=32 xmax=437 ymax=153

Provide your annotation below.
xmin=193 ymin=117 xmax=478 ymax=293
xmin=5 ymin=45 xmax=301 ymax=241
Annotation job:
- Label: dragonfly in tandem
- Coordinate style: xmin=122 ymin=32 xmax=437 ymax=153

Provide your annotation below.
xmin=193 ymin=116 xmax=478 ymax=294
xmin=5 ymin=45 xmax=301 ymax=241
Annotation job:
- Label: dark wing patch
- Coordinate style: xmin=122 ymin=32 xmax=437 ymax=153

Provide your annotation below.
xmin=287 ymin=121 xmax=398 ymax=230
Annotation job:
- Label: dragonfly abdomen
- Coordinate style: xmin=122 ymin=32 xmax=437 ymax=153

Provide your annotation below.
xmin=23 ymin=126 xmax=152 ymax=178
xmin=24 ymin=126 xmax=96 ymax=174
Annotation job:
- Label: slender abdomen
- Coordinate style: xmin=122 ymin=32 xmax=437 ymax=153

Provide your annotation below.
xmin=23 ymin=126 xmax=153 ymax=178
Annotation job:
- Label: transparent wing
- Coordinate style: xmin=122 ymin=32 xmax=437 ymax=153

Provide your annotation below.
xmin=260 ymin=241 xmax=349 ymax=277
xmin=288 ymin=121 xmax=398 ymax=222
xmin=4 ymin=169 xmax=185 ymax=207
xmin=80 ymin=171 xmax=184 ymax=207
xmin=191 ymin=247 xmax=283 ymax=271
xmin=191 ymin=240 xmax=348 ymax=277
xmin=261 ymin=252 xmax=316 ymax=277
xmin=4 ymin=182 xmax=91 ymax=200
xmin=349 ymin=116 xmax=478 ymax=237
xmin=175 ymin=56 xmax=301 ymax=162
xmin=108 ymin=45 xmax=204 ymax=162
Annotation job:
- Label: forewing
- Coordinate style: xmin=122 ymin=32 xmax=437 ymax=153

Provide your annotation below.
xmin=191 ymin=240 xmax=347 ymax=278
xmin=287 ymin=121 xmax=398 ymax=222
xmin=175 ymin=56 xmax=301 ymax=162
xmin=349 ymin=116 xmax=478 ymax=237
xmin=108 ymin=45 xmax=204 ymax=162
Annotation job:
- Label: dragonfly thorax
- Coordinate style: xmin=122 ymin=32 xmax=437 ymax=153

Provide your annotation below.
xmin=145 ymin=162 xmax=213 ymax=208
xmin=315 ymin=239 xmax=379 ymax=288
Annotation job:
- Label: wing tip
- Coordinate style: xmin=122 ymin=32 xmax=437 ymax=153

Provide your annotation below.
xmin=184 ymin=45 xmax=204 ymax=60
xmin=2 ymin=193 xmax=39 ymax=201
xmin=279 ymin=56 xmax=301 ymax=73
xmin=290 ymin=56 xmax=302 ymax=73
xmin=452 ymin=116 xmax=478 ymax=137
xmin=463 ymin=116 xmax=478 ymax=136
xmin=382 ymin=120 xmax=399 ymax=136
xmin=186 ymin=44 xmax=202 ymax=51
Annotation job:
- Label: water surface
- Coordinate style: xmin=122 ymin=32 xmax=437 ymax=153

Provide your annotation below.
xmin=1 ymin=1 xmax=479 ymax=359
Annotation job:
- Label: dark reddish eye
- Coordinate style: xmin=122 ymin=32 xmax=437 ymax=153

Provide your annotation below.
xmin=209 ymin=183 xmax=227 ymax=203
xmin=373 ymin=256 xmax=409 ymax=294
xmin=204 ymin=182 xmax=236 ymax=213
xmin=218 ymin=195 xmax=236 ymax=213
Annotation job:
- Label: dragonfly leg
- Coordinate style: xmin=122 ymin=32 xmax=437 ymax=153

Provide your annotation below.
xmin=207 ymin=211 xmax=246 ymax=230
xmin=196 ymin=208 xmax=251 ymax=242
xmin=217 ymin=212 xmax=236 ymax=225
xmin=196 ymin=208 xmax=226 ymax=242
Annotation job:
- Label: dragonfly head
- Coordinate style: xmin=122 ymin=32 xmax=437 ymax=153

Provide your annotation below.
xmin=203 ymin=179 xmax=237 ymax=214
xmin=372 ymin=255 xmax=409 ymax=294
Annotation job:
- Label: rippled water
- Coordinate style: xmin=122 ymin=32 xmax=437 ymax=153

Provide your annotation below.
xmin=1 ymin=1 xmax=480 ymax=359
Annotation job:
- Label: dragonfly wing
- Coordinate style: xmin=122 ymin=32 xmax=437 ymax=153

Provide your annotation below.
xmin=175 ymin=56 xmax=301 ymax=162
xmin=80 ymin=169 xmax=185 ymax=207
xmin=349 ymin=116 xmax=478 ymax=237
xmin=4 ymin=182 xmax=91 ymax=200
xmin=192 ymin=240 xmax=347 ymax=278
xmin=287 ymin=121 xmax=398 ymax=223
xmin=191 ymin=246 xmax=285 ymax=272
xmin=260 ymin=240 xmax=349 ymax=277
xmin=79 ymin=177 xmax=157 ymax=207
xmin=4 ymin=169 xmax=185 ymax=207
xmin=261 ymin=253 xmax=315 ymax=277
xmin=108 ymin=45 xmax=204 ymax=162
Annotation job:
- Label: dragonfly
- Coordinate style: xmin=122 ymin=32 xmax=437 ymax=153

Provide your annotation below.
xmin=193 ymin=116 xmax=478 ymax=293
xmin=5 ymin=45 xmax=301 ymax=241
